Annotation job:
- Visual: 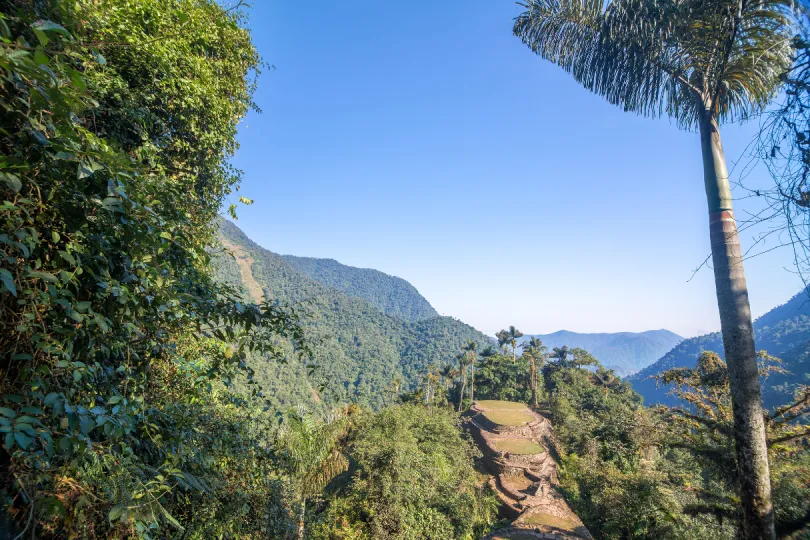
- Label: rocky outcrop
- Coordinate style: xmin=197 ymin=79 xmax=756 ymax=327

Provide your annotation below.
xmin=464 ymin=401 xmax=591 ymax=540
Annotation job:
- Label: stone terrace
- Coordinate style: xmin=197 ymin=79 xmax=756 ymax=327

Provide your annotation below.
xmin=464 ymin=400 xmax=592 ymax=540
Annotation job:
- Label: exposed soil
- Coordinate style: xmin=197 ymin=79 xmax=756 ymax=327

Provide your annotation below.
xmin=464 ymin=401 xmax=591 ymax=540
xmin=221 ymin=238 xmax=264 ymax=304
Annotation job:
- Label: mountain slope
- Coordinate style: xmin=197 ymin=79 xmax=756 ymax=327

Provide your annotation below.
xmin=214 ymin=219 xmax=491 ymax=410
xmin=281 ymin=254 xmax=438 ymax=322
xmin=520 ymin=329 xmax=683 ymax=376
xmin=629 ymin=289 xmax=810 ymax=409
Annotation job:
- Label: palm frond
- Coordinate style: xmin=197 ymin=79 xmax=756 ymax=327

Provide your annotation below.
xmin=514 ymin=0 xmax=794 ymax=128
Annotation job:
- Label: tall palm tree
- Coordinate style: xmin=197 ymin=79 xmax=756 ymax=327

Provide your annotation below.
xmin=550 ymin=345 xmax=569 ymax=367
xmin=523 ymin=337 xmax=548 ymax=407
xmin=500 ymin=326 xmax=524 ymax=396
xmin=514 ymin=1 xmax=794 ymax=535
xmin=276 ymin=407 xmax=349 ymax=540
xmin=461 ymin=340 xmax=478 ymax=405
xmin=456 ymin=352 xmax=468 ymax=412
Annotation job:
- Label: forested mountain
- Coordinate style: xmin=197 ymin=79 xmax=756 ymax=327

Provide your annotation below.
xmin=282 ymin=254 xmax=438 ymax=322
xmin=519 ymin=329 xmax=683 ymax=376
xmin=629 ymin=288 xmax=810 ymax=409
xmin=215 ymin=220 xmax=492 ymax=410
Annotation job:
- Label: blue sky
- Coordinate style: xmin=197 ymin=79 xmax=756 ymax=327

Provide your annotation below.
xmin=225 ymin=0 xmax=801 ymax=338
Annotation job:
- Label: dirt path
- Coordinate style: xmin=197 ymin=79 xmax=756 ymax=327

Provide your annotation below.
xmin=464 ymin=400 xmax=591 ymax=540
xmin=221 ymin=238 xmax=264 ymax=304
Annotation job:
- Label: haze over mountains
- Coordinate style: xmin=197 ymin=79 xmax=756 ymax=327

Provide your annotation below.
xmin=216 ymin=220 xmax=810 ymax=415
xmin=629 ymin=288 xmax=810 ymax=409
xmin=215 ymin=220 xmax=491 ymax=410
xmin=519 ymin=329 xmax=683 ymax=376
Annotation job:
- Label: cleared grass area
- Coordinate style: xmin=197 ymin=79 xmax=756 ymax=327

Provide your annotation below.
xmin=521 ymin=511 xmax=581 ymax=531
xmin=491 ymin=533 xmax=538 ymax=540
xmin=494 ymin=439 xmax=544 ymax=455
xmin=481 ymin=409 xmax=535 ymax=426
xmin=475 ymin=400 xmax=527 ymax=410
xmin=501 ymin=473 xmax=534 ymax=491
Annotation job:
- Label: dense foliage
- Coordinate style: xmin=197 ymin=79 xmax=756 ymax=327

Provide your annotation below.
xmin=550 ymin=356 xmax=809 ymax=538
xmin=310 ymin=405 xmax=498 ymax=540
xmin=282 ymin=254 xmax=439 ymax=323
xmin=460 ymin=341 xmax=810 ymax=538
xmin=0 ymin=1 xmax=306 ymax=537
xmin=216 ymin=220 xmax=493 ymax=411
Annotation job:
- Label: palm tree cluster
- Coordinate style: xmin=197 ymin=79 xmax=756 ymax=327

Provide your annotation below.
xmin=514 ymin=1 xmax=796 ymax=536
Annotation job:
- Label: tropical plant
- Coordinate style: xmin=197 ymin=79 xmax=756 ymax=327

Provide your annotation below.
xmin=0 ymin=2 xmax=309 ymax=537
xmin=551 ymin=345 xmax=571 ymax=366
xmin=457 ymin=353 xmax=469 ymax=412
xmin=523 ymin=337 xmax=548 ymax=407
xmin=462 ymin=340 xmax=478 ymax=405
xmin=276 ymin=407 xmax=350 ymax=540
xmin=514 ymin=1 xmax=796 ymax=534
xmin=656 ymin=351 xmax=810 ymax=536
xmin=310 ymin=405 xmax=498 ymax=539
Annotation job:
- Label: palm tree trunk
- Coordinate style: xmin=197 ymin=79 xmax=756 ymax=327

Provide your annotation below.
xmin=530 ymin=359 xmax=537 ymax=408
xmin=699 ymin=111 xmax=774 ymax=540
xmin=458 ymin=367 xmax=466 ymax=412
xmin=470 ymin=358 xmax=475 ymax=405
xmin=298 ymin=497 xmax=306 ymax=540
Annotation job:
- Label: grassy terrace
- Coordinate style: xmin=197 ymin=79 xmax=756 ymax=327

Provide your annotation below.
xmin=480 ymin=409 xmax=535 ymax=426
xmin=475 ymin=400 xmax=528 ymax=411
xmin=494 ymin=439 xmax=543 ymax=455
xmin=521 ymin=511 xmax=582 ymax=532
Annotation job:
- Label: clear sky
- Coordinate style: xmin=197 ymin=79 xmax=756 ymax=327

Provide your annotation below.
xmin=225 ymin=0 xmax=802 ymax=338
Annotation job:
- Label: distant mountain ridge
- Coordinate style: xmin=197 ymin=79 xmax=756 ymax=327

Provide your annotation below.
xmin=520 ymin=329 xmax=683 ymax=376
xmin=213 ymin=219 xmax=492 ymax=410
xmin=629 ymin=288 xmax=810 ymax=409
xmin=281 ymin=254 xmax=438 ymax=322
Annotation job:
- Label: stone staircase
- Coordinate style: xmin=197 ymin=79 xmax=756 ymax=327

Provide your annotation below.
xmin=464 ymin=400 xmax=591 ymax=540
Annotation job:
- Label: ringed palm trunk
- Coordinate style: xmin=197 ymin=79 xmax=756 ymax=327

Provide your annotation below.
xmin=458 ymin=368 xmax=467 ymax=412
xmin=698 ymin=108 xmax=774 ymax=539
xmin=470 ymin=358 xmax=475 ymax=405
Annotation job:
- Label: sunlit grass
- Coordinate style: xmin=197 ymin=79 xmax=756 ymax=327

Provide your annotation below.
xmin=494 ymin=439 xmax=543 ymax=455
xmin=481 ymin=409 xmax=534 ymax=426
xmin=521 ymin=511 xmax=580 ymax=531
xmin=476 ymin=400 xmax=527 ymax=410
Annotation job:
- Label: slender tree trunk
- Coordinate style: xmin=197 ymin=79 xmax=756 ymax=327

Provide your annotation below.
xmin=530 ymin=359 xmax=537 ymax=408
xmin=699 ymin=111 xmax=774 ymax=540
xmin=298 ymin=497 xmax=306 ymax=540
xmin=470 ymin=357 xmax=475 ymax=405
xmin=458 ymin=368 xmax=466 ymax=412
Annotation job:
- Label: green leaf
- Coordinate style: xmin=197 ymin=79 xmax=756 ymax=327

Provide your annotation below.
xmin=58 ymin=250 xmax=76 ymax=266
xmin=0 ymin=408 xmax=16 ymax=419
xmin=31 ymin=20 xmax=71 ymax=38
xmin=14 ymin=431 xmax=33 ymax=449
xmin=11 ymin=353 xmax=31 ymax=361
xmin=33 ymin=48 xmax=48 ymax=65
xmin=1 ymin=173 xmax=21 ymax=193
xmin=0 ymin=268 xmax=16 ymax=296
xmin=109 ymin=505 xmax=125 ymax=521
xmin=27 ymin=270 xmax=58 ymax=283
xmin=32 ymin=28 xmax=48 ymax=47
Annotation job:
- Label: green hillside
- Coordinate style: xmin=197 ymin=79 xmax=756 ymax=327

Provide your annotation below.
xmin=520 ymin=329 xmax=683 ymax=376
xmin=629 ymin=288 xmax=810 ymax=409
xmin=282 ymin=254 xmax=438 ymax=322
xmin=215 ymin=220 xmax=491 ymax=410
